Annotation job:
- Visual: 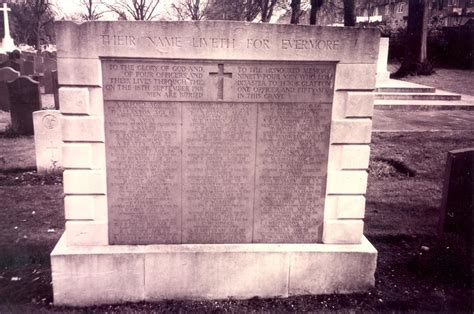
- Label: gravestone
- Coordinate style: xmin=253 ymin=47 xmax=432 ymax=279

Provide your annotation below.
xmin=23 ymin=60 xmax=35 ymax=75
xmin=52 ymin=21 xmax=379 ymax=306
xmin=34 ymin=55 xmax=44 ymax=74
xmin=0 ymin=66 xmax=19 ymax=111
xmin=0 ymin=59 xmax=20 ymax=72
xmin=51 ymin=70 xmax=59 ymax=110
xmin=44 ymin=57 xmax=57 ymax=72
xmin=44 ymin=69 xmax=53 ymax=93
xmin=33 ymin=110 xmax=62 ymax=174
xmin=439 ymin=148 xmax=474 ymax=243
xmin=7 ymin=76 xmax=41 ymax=135
xmin=376 ymin=37 xmax=390 ymax=83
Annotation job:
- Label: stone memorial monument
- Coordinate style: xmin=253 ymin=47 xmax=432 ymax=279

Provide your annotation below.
xmin=52 ymin=21 xmax=380 ymax=306
xmin=33 ymin=110 xmax=62 ymax=174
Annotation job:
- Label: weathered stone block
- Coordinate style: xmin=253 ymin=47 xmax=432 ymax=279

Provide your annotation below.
xmin=345 ymin=92 xmax=375 ymax=118
xmin=65 ymin=221 xmax=108 ymax=246
xmin=58 ymin=58 xmax=102 ymax=86
xmin=145 ymin=246 xmax=289 ymax=300
xmin=322 ymin=220 xmax=364 ymax=244
xmin=330 ymin=119 xmax=372 ymax=144
xmin=324 ymin=195 xmax=366 ymax=219
xmin=62 ymin=143 xmax=105 ymax=169
xmin=334 ymin=64 xmax=377 ymax=90
xmin=62 ymin=116 xmax=104 ymax=142
xmin=63 ymin=170 xmax=106 ymax=194
xmin=326 ymin=170 xmax=368 ymax=194
xmin=51 ymin=236 xmax=143 ymax=306
xmin=64 ymin=195 xmax=108 ymax=221
xmin=59 ymin=87 xmax=90 ymax=114
xmin=289 ymin=237 xmax=376 ymax=294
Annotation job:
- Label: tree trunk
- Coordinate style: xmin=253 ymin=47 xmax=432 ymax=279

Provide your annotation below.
xmin=393 ymin=0 xmax=433 ymax=77
xmin=290 ymin=0 xmax=301 ymax=24
xmin=343 ymin=0 xmax=356 ymax=26
xmin=310 ymin=0 xmax=323 ymax=25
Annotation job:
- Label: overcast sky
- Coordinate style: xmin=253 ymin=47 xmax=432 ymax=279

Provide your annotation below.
xmin=52 ymin=0 xmax=173 ymax=19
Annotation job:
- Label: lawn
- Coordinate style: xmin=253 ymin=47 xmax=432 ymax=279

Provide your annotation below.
xmin=0 ymin=129 xmax=472 ymax=312
xmin=387 ymin=64 xmax=474 ymax=96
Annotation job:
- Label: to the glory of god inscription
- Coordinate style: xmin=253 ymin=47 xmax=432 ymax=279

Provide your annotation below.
xmin=103 ymin=59 xmax=335 ymax=245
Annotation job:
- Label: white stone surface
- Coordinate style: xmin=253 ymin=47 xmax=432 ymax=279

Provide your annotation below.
xmin=33 ymin=110 xmax=62 ymax=174
xmin=64 ymin=195 xmax=108 ymax=221
xmin=289 ymin=237 xmax=376 ymax=294
xmin=57 ymin=58 xmax=102 ymax=86
xmin=330 ymin=119 xmax=372 ymax=144
xmin=322 ymin=219 xmax=364 ymax=244
xmin=59 ymin=87 xmax=90 ymax=114
xmin=65 ymin=221 xmax=108 ymax=246
xmin=62 ymin=143 xmax=105 ymax=169
xmin=51 ymin=234 xmax=377 ymax=306
xmin=63 ymin=170 xmax=106 ymax=194
xmin=326 ymin=170 xmax=368 ymax=194
xmin=324 ymin=195 xmax=366 ymax=219
xmin=61 ymin=116 xmax=104 ymax=142
xmin=335 ymin=64 xmax=377 ymax=90
xmin=52 ymin=235 xmax=142 ymax=306
xmin=345 ymin=92 xmax=375 ymax=117
xmin=327 ymin=145 xmax=371 ymax=170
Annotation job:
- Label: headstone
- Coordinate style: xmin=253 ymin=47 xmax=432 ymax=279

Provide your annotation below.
xmin=0 ymin=66 xmax=19 ymax=111
xmin=43 ymin=69 xmax=53 ymax=93
xmin=439 ymin=148 xmax=474 ymax=243
xmin=22 ymin=60 xmax=35 ymax=76
xmin=51 ymin=70 xmax=59 ymax=110
xmin=34 ymin=55 xmax=44 ymax=74
xmin=376 ymin=37 xmax=390 ymax=83
xmin=0 ymin=59 xmax=20 ymax=72
xmin=52 ymin=21 xmax=380 ymax=305
xmin=43 ymin=57 xmax=57 ymax=72
xmin=7 ymin=76 xmax=41 ymax=135
xmin=33 ymin=110 xmax=62 ymax=174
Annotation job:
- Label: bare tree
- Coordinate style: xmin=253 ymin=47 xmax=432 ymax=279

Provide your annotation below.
xmin=290 ymin=0 xmax=302 ymax=24
xmin=309 ymin=0 xmax=323 ymax=25
xmin=10 ymin=0 xmax=55 ymax=49
xmin=171 ymin=0 xmax=209 ymax=21
xmin=206 ymin=0 xmax=260 ymax=22
xmin=103 ymin=0 xmax=160 ymax=20
xmin=80 ymin=0 xmax=104 ymax=20
xmin=343 ymin=0 xmax=355 ymax=26
xmin=393 ymin=0 xmax=433 ymax=77
xmin=258 ymin=0 xmax=278 ymax=22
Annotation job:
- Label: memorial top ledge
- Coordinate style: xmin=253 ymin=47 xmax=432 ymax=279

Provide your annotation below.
xmin=55 ymin=21 xmax=380 ymax=64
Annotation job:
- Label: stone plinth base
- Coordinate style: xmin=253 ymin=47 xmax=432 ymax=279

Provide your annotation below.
xmin=51 ymin=234 xmax=377 ymax=306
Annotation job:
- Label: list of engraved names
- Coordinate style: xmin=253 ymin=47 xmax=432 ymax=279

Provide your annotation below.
xmin=103 ymin=59 xmax=335 ymax=245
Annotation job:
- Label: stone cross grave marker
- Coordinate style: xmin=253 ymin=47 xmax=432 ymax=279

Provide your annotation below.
xmin=33 ymin=110 xmax=62 ymax=174
xmin=7 ymin=76 xmax=41 ymax=135
xmin=52 ymin=21 xmax=380 ymax=306
xmin=0 ymin=66 xmax=19 ymax=111
xmin=0 ymin=3 xmax=15 ymax=53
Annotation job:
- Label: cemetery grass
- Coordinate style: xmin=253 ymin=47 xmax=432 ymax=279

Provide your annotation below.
xmin=0 ymin=131 xmax=473 ymax=312
xmin=388 ymin=64 xmax=474 ymax=96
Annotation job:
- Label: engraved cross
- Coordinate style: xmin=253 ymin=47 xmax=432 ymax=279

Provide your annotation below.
xmin=209 ymin=64 xmax=232 ymax=100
